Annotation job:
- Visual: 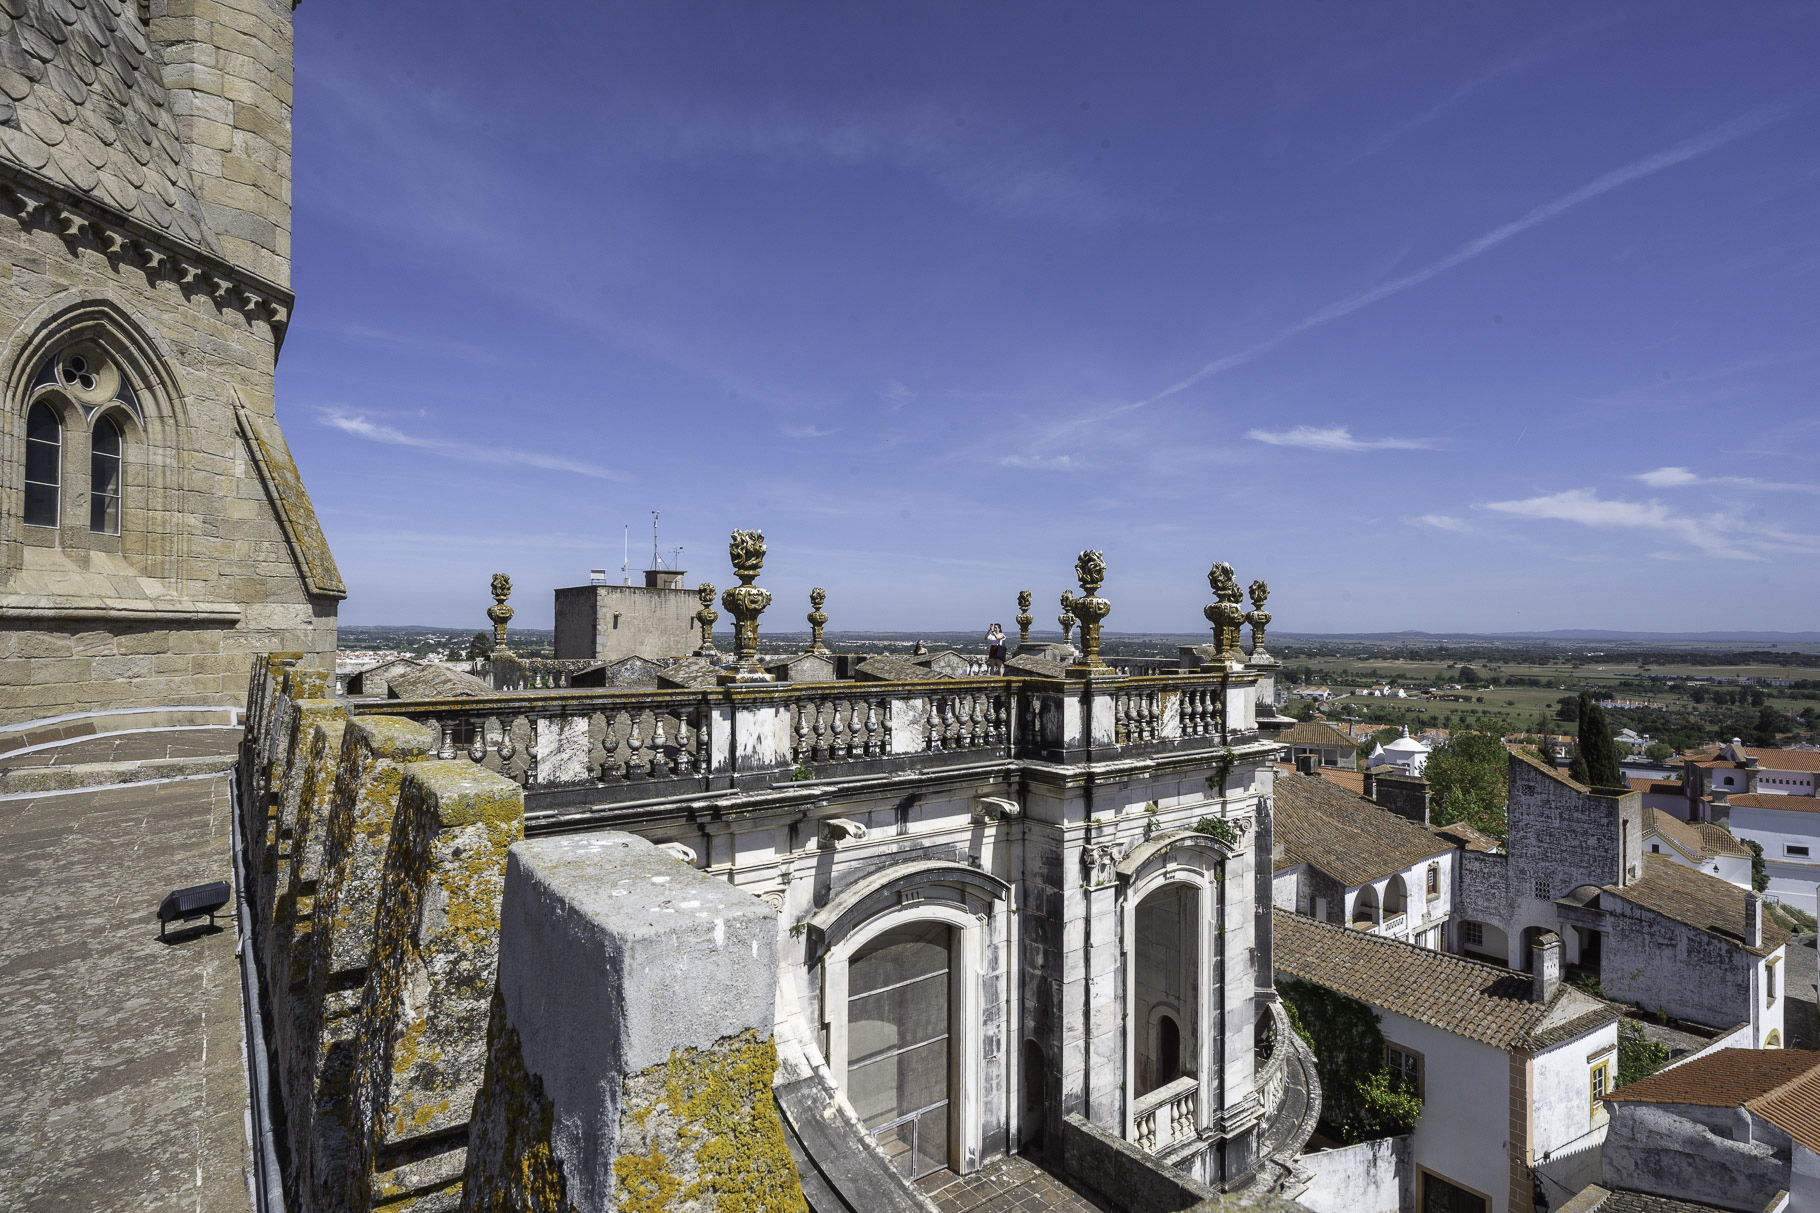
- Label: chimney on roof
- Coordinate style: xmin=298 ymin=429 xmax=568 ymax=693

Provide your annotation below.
xmin=1745 ymin=754 xmax=1759 ymax=770
xmin=1296 ymin=752 xmax=1319 ymax=776
xmin=1362 ymin=770 xmax=1377 ymax=802
xmin=1746 ymin=891 xmax=1763 ymax=949
xmin=1531 ymin=931 xmax=1563 ymax=1003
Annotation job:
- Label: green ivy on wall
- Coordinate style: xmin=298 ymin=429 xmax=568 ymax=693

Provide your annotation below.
xmin=1279 ymin=978 xmax=1423 ymax=1142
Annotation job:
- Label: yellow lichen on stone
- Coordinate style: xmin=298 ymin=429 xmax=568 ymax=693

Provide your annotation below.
xmin=612 ymin=1031 xmax=808 ymax=1213
xmin=459 ymin=988 xmax=575 ymax=1213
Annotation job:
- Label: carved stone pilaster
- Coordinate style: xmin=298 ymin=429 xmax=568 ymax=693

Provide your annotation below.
xmin=1067 ymin=551 xmax=1116 ymax=678
xmin=486 ymin=573 xmax=514 ymax=655
xmin=718 ymin=530 xmax=775 ymax=684
xmin=805 ymin=587 xmax=831 ymax=655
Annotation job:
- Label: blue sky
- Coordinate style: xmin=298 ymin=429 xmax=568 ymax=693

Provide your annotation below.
xmin=279 ymin=2 xmax=1820 ymax=634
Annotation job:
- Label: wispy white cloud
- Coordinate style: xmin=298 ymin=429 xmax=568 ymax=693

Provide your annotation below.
xmin=1633 ymin=466 xmax=1820 ymax=494
xmin=781 ymin=424 xmax=837 ymax=440
xmin=1481 ymin=488 xmax=1820 ymax=560
xmin=1409 ymin=514 xmax=1473 ymax=533
xmin=651 ymin=99 xmax=1126 ymax=226
xmin=1247 ymin=425 xmax=1439 ymax=453
xmin=319 ymin=411 xmax=627 ymax=481
xmin=999 ymin=453 xmax=1078 ymax=471
xmin=1142 ymin=108 xmax=1784 ymax=408
xmin=881 ymin=380 xmax=917 ymax=411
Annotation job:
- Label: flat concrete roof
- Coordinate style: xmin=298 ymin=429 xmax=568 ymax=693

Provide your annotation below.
xmin=0 ymin=772 xmax=252 ymax=1211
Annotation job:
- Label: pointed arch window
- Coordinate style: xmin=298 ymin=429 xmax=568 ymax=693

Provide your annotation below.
xmin=24 ymin=402 xmax=61 ymax=527
xmin=90 ymin=416 xmax=122 ymax=534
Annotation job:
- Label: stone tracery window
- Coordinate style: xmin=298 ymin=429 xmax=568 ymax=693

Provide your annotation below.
xmin=90 ymin=415 xmax=122 ymax=535
xmin=24 ymin=402 xmax=61 ymax=527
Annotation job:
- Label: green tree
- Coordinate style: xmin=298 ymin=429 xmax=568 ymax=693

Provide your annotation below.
xmin=466 ymin=631 xmax=493 ymax=661
xmin=1751 ymin=705 xmax=1784 ymax=747
xmin=1426 ymin=726 xmax=1511 ymax=841
xmin=1279 ymin=979 xmax=1421 ymax=1142
xmin=1644 ymin=741 xmax=1674 ymax=764
xmin=1745 ymin=839 xmax=1770 ymax=892
xmin=1578 ymin=694 xmax=1624 ymax=787
xmin=1616 ymin=1020 xmax=1670 ymax=1089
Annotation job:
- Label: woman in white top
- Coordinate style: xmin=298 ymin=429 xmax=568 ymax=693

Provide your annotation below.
xmin=985 ymin=623 xmax=1007 ymax=674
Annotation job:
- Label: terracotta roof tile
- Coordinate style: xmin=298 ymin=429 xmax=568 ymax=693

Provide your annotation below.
xmin=1279 ymin=721 xmax=1359 ymax=750
xmin=1274 ymin=909 xmax=1618 ymax=1050
xmin=1273 ymin=771 xmax=1449 ymax=886
xmin=1644 ymin=808 xmax=1749 ymax=860
xmin=1604 ymin=1047 xmax=1820 ymax=1107
xmin=1748 ymin=1065 xmax=1820 ymax=1155
xmin=1742 ymin=747 xmax=1820 ymax=774
xmin=1726 ymin=792 xmax=1820 ymax=814
xmin=1570 ymin=1189 xmax=1745 ymax=1213
xmin=1604 ymin=855 xmax=1788 ymax=958
xmin=1432 ymin=822 xmax=1500 ymax=853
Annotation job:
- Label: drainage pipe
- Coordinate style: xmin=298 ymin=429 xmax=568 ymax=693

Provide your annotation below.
xmin=229 ymin=775 xmax=287 ymax=1212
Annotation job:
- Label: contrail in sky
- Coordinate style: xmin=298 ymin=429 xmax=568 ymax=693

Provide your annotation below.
xmin=1143 ymin=107 xmax=1785 ymax=408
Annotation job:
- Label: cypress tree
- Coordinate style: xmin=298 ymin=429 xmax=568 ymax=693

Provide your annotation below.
xmin=1578 ymin=693 xmax=1624 ymax=788
xmin=1569 ymin=745 xmax=1591 ymax=785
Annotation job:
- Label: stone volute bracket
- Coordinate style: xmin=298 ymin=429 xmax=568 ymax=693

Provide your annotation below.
xmin=972 ymin=796 xmax=1020 ymax=824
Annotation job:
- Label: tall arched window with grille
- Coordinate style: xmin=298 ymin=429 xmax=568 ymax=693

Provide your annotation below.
xmin=90 ymin=415 xmax=122 ymax=535
xmin=24 ymin=402 xmax=61 ymax=527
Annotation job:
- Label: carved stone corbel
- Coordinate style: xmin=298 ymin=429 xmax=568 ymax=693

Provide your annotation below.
xmin=8 ymin=187 xmax=44 ymax=224
xmin=133 ymin=240 xmax=165 ymax=275
xmin=56 ymin=209 xmax=88 ymax=240
xmin=656 ymin=841 xmax=698 ymax=867
xmin=973 ymin=796 xmax=1020 ymax=824
xmin=818 ymin=818 xmax=868 ymax=848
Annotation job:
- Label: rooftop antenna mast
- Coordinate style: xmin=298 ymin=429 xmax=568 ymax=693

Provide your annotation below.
xmin=673 ymin=546 xmax=683 ymax=571
xmin=652 ymin=510 xmax=661 ymax=569
xmin=622 ymin=525 xmax=629 ymax=585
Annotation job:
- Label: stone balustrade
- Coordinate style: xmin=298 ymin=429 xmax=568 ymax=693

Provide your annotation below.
xmin=1132 ymin=1074 xmax=1200 ymax=1156
xmin=346 ymin=668 xmax=1260 ymax=813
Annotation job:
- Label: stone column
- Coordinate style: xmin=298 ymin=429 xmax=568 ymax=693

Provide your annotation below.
xmin=460 ymin=833 xmax=805 ymax=1213
xmin=292 ymin=717 xmax=437 ymax=1208
xmin=343 ymin=761 xmax=525 ymax=1212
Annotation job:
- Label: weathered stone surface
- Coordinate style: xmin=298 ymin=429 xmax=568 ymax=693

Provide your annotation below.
xmin=346 ymin=760 xmax=525 ymax=1213
xmin=460 ymin=833 xmax=803 ymax=1213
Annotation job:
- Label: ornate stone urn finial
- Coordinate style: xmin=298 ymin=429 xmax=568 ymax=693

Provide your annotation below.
xmin=1067 ymin=551 xmax=1115 ymax=677
xmin=805 ymin=587 xmax=831 ymax=655
xmin=1058 ymin=590 xmax=1076 ymax=648
xmin=718 ymin=530 xmax=775 ymax=683
xmin=694 ymin=582 xmax=719 ymax=656
xmin=1246 ymin=579 xmax=1272 ymax=659
xmin=1015 ymin=590 xmax=1034 ymax=649
xmin=486 ymin=573 xmax=514 ymax=654
xmin=1204 ymin=562 xmax=1244 ymax=664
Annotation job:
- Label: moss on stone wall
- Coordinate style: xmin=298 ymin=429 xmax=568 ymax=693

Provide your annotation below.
xmin=459 ymin=988 xmax=574 ymax=1213
xmin=613 ymin=1030 xmax=808 ymax=1213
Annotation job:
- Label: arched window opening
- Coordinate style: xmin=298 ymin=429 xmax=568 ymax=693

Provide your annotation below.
xmin=90 ymin=415 xmax=121 ymax=535
xmin=1156 ymin=1015 xmax=1181 ymax=1087
xmin=847 ymin=921 xmax=953 ymax=1180
xmin=1134 ymin=883 xmax=1198 ymax=1097
xmin=24 ymin=402 xmax=61 ymax=527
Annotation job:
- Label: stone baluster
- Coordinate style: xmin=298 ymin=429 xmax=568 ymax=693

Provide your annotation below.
xmin=864 ymin=699 xmax=881 ymax=757
xmin=650 ymin=719 xmax=670 ymax=778
xmin=673 ymin=714 xmax=693 ymax=776
xmin=927 ymin=696 xmax=945 ymax=752
xmin=832 ymin=701 xmax=849 ymax=759
xmin=793 ymin=702 xmax=810 ymax=764
xmin=811 ymin=701 xmax=828 ymax=761
xmin=601 ymin=714 xmax=621 ymax=781
xmin=626 ymin=714 xmax=645 ymax=779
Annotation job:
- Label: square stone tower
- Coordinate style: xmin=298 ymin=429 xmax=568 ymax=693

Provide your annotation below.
xmin=0 ymin=0 xmax=340 ymax=726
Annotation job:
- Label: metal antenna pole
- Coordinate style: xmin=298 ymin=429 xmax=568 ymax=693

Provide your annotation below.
xmin=622 ymin=524 xmax=629 ymax=584
xmin=652 ymin=510 xmax=660 ymax=569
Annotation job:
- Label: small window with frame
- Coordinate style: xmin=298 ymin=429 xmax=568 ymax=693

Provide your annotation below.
xmin=1788 ymin=845 xmax=1810 ymax=858
xmin=1591 ymin=1061 xmax=1611 ymax=1116
xmin=1462 ymin=921 xmax=1484 ymax=947
xmin=1386 ymin=1043 xmax=1423 ymax=1099
xmin=1426 ymin=864 xmax=1440 ymax=898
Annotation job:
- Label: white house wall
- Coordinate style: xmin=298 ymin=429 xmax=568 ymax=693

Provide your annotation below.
xmin=1380 ymin=1009 xmax=1511 ymax=1213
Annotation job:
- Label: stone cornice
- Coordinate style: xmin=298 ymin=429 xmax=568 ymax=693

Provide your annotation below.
xmin=0 ymin=159 xmax=296 ymax=356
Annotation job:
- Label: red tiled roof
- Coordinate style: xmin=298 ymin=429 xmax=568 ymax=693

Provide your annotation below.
xmin=1605 ymin=1047 xmax=1820 ymax=1108
xmin=1644 ymin=809 xmax=1750 ymax=860
xmin=1279 ymin=721 xmax=1359 ymax=750
xmin=1742 ymin=747 xmax=1820 ymax=774
xmin=1749 ymin=1065 xmax=1820 ymax=1155
xmin=1725 ymin=793 xmax=1820 ymax=815
xmin=1604 ymin=855 xmax=1789 ymax=957
xmin=1273 ymin=910 xmax=1618 ymax=1050
xmin=1627 ymin=777 xmax=1686 ymax=797
xmin=1272 ymin=771 xmax=1450 ymax=886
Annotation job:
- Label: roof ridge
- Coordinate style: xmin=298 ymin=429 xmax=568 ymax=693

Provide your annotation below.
xmin=1745 ymin=1059 xmax=1820 ymax=1115
xmin=1273 ymin=906 xmax=1536 ymax=986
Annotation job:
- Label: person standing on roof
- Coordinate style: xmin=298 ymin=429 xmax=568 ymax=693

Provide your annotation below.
xmin=985 ymin=623 xmax=1007 ymax=675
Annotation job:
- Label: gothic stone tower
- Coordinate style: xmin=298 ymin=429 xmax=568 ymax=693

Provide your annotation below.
xmin=0 ymin=0 xmax=340 ymax=726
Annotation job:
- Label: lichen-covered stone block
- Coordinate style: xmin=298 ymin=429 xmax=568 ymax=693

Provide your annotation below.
xmin=346 ymin=760 xmax=525 ymax=1213
xmin=460 ymin=833 xmax=806 ymax=1213
xmin=261 ymin=693 xmax=347 ymax=931
xmin=293 ymin=716 xmax=436 ymax=1209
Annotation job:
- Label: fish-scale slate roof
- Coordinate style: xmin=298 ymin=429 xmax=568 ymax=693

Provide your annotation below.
xmin=0 ymin=0 xmax=216 ymax=248
xmin=1274 ymin=909 xmax=1619 ymax=1050
xmin=1273 ymin=768 xmax=1449 ymax=887
xmin=1604 ymin=854 xmax=1788 ymax=957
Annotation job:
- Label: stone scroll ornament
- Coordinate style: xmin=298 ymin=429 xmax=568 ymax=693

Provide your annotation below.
xmin=1058 ymin=590 xmax=1076 ymax=647
xmin=694 ymin=583 xmax=719 ymax=655
xmin=1016 ymin=590 xmax=1034 ymax=648
xmin=1067 ymin=550 xmax=1114 ymax=675
xmin=1205 ymin=562 xmax=1245 ymax=664
xmin=805 ymin=587 xmax=831 ymax=654
xmin=1246 ymin=579 xmax=1272 ymax=658
xmin=719 ymin=530 xmax=775 ymax=683
xmin=486 ymin=573 xmax=514 ymax=654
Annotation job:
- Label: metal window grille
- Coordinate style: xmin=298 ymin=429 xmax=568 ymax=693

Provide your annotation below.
xmin=847 ymin=921 xmax=952 ymax=1180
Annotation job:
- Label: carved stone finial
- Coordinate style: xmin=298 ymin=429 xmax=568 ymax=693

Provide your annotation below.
xmin=694 ymin=582 xmax=719 ymax=655
xmin=805 ymin=587 xmax=831 ymax=655
xmin=1204 ymin=562 xmax=1244 ymax=664
xmin=1015 ymin=590 xmax=1034 ymax=648
xmin=718 ymin=530 xmax=775 ymax=683
xmin=1067 ymin=551 xmax=1115 ymax=677
xmin=486 ymin=573 xmax=515 ymax=654
xmin=1059 ymin=590 xmax=1076 ymax=647
xmin=1246 ymin=579 xmax=1272 ymax=659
